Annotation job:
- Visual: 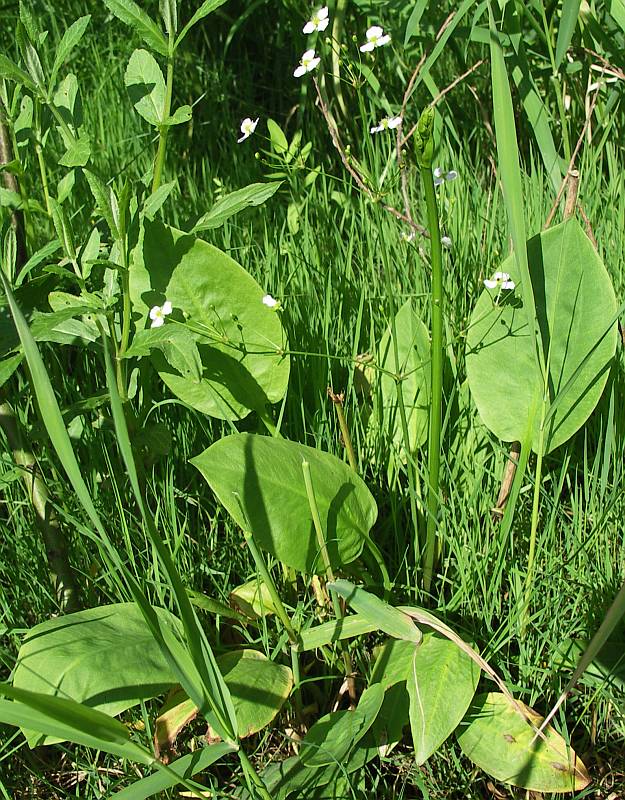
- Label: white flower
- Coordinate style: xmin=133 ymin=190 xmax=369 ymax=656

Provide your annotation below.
xmin=441 ymin=236 xmax=452 ymax=248
xmin=484 ymin=271 xmax=515 ymax=290
xmin=303 ymin=6 xmax=329 ymax=33
xmin=294 ymin=49 xmax=320 ymax=77
xmin=360 ymin=25 xmax=391 ymax=52
xmin=149 ymin=300 xmax=172 ymax=328
xmin=370 ymin=115 xmax=402 ymax=134
xmin=237 ymin=117 xmax=259 ymax=143
xmin=433 ymin=167 xmax=458 ymax=187
xmin=401 ymin=230 xmax=416 ymax=242
xmin=262 ymin=294 xmax=280 ymax=309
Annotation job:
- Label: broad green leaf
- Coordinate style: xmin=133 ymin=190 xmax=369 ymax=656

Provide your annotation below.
xmin=192 ymin=182 xmax=282 ymax=231
xmin=125 ymin=49 xmax=166 ymax=127
xmin=129 ymin=220 xmax=289 ymax=420
xmin=611 ymin=0 xmax=625 ymax=31
xmin=103 ymin=0 xmax=168 ymax=56
xmin=300 ymin=684 xmax=384 ymax=767
xmin=457 ymin=692 xmax=590 ymax=792
xmin=187 ymin=590 xmax=248 ymax=622
xmin=111 ymin=742 xmax=236 ymax=800
xmin=372 ymin=300 xmax=430 ymax=462
xmin=0 ymin=685 xmax=152 ymax=764
xmin=370 ymin=639 xmax=420 ymax=689
xmin=112 ymin=742 xmax=235 ymax=800
xmin=191 ymin=434 xmax=378 ymax=573
xmin=229 ymin=578 xmax=278 ymax=619
xmin=157 ymin=650 xmax=292 ymax=749
xmin=174 ymin=0 xmax=228 ymax=49
xmin=300 ymin=615 xmax=378 ymax=651
xmin=12 ymin=603 xmax=182 ymax=745
xmin=267 ymin=118 xmax=288 ymax=155
xmin=466 ymin=219 xmax=617 ymax=453
xmin=50 ymin=15 xmax=91 ymax=88
xmin=328 ymin=580 xmax=421 ymax=643
xmin=406 ymin=634 xmax=479 ymax=765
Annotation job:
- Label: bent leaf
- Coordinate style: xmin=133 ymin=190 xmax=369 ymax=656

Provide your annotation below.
xmin=192 ymin=434 xmax=378 ymax=573
xmin=457 ymin=692 xmax=590 ymax=792
xmin=130 ymin=220 xmax=289 ymax=420
xmin=192 ymin=182 xmax=282 ymax=231
xmin=328 ymin=580 xmax=421 ymax=643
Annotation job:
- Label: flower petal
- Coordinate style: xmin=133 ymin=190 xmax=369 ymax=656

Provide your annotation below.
xmin=151 ymin=315 xmax=165 ymax=328
xmin=149 ymin=306 xmax=160 ymax=320
xmin=502 ymin=280 xmax=516 ymax=290
xmin=303 ymin=48 xmax=316 ymax=60
xmin=307 ymin=57 xmax=320 ymax=71
xmin=162 ymin=301 xmax=172 ymax=315
xmin=318 ymin=17 xmax=329 ymax=30
xmin=360 ymin=41 xmax=375 ymax=52
xmin=445 ymin=170 xmax=458 ymax=181
xmin=441 ymin=236 xmax=452 ymax=248
xmin=434 ymin=177 xmax=444 ymax=186
xmin=319 ymin=6 xmax=329 ymax=19
xmin=483 ymin=279 xmax=498 ymax=289
xmin=377 ymin=34 xmax=391 ymax=46
xmin=433 ymin=167 xmax=443 ymax=178
xmin=294 ymin=65 xmax=307 ymax=77
xmin=367 ymin=25 xmax=383 ymax=38
xmin=303 ymin=20 xmax=315 ymax=33
xmin=388 ymin=116 xmax=402 ymax=128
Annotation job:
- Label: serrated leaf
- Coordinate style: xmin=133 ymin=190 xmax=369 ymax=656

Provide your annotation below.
xmin=174 ymin=0 xmax=228 ymax=49
xmin=192 ymin=182 xmax=282 ymax=231
xmin=0 ymin=54 xmax=36 ymax=89
xmin=50 ymin=15 xmax=91 ymax=88
xmin=103 ymin=0 xmax=168 ymax=56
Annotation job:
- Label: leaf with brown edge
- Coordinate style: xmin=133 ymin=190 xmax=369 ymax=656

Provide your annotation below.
xmin=457 ymin=692 xmax=590 ymax=792
xmin=154 ymin=686 xmax=197 ymax=761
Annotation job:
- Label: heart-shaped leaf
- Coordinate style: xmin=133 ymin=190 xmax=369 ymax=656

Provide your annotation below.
xmin=129 ymin=220 xmax=289 ymax=420
xmin=191 ymin=434 xmax=378 ymax=573
xmin=12 ymin=603 xmax=181 ymax=745
xmin=466 ymin=219 xmax=618 ymax=453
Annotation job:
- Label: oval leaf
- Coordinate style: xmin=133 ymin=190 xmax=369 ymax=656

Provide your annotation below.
xmin=12 ymin=603 xmax=181 ymax=744
xmin=129 ymin=220 xmax=289 ymax=420
xmin=124 ymin=49 xmax=166 ymax=127
xmin=466 ymin=219 xmax=617 ymax=453
xmin=457 ymin=692 xmax=590 ymax=792
xmin=191 ymin=434 xmax=378 ymax=573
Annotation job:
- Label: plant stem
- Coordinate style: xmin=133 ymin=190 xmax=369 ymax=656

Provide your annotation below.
xmin=379 ymin=237 xmax=422 ymax=589
xmin=242 ymin=529 xmax=299 ymax=645
xmin=420 ymin=162 xmax=444 ymax=594
xmin=152 ymin=54 xmax=174 ymax=193
xmin=301 ymin=460 xmax=356 ymax=702
xmin=328 ymin=388 xmax=358 ymax=472
xmin=35 ymin=140 xmax=51 ymax=215
xmin=237 ymin=747 xmax=273 ymax=800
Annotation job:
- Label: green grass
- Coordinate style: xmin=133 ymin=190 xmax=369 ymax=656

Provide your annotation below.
xmin=1 ymin=0 xmax=625 ymax=797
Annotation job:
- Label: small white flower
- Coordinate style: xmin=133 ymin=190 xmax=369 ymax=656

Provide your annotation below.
xmin=441 ymin=236 xmax=452 ymax=248
xmin=360 ymin=25 xmax=391 ymax=52
xmin=484 ymin=271 xmax=515 ymax=290
xmin=262 ymin=294 xmax=280 ymax=309
xmin=303 ymin=6 xmax=329 ymax=34
xmin=237 ymin=117 xmax=259 ymax=143
xmin=401 ymin=230 xmax=416 ymax=242
xmin=149 ymin=300 xmax=172 ymax=328
xmin=370 ymin=115 xmax=402 ymax=134
xmin=294 ymin=49 xmax=321 ymax=77
xmin=433 ymin=166 xmax=458 ymax=186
